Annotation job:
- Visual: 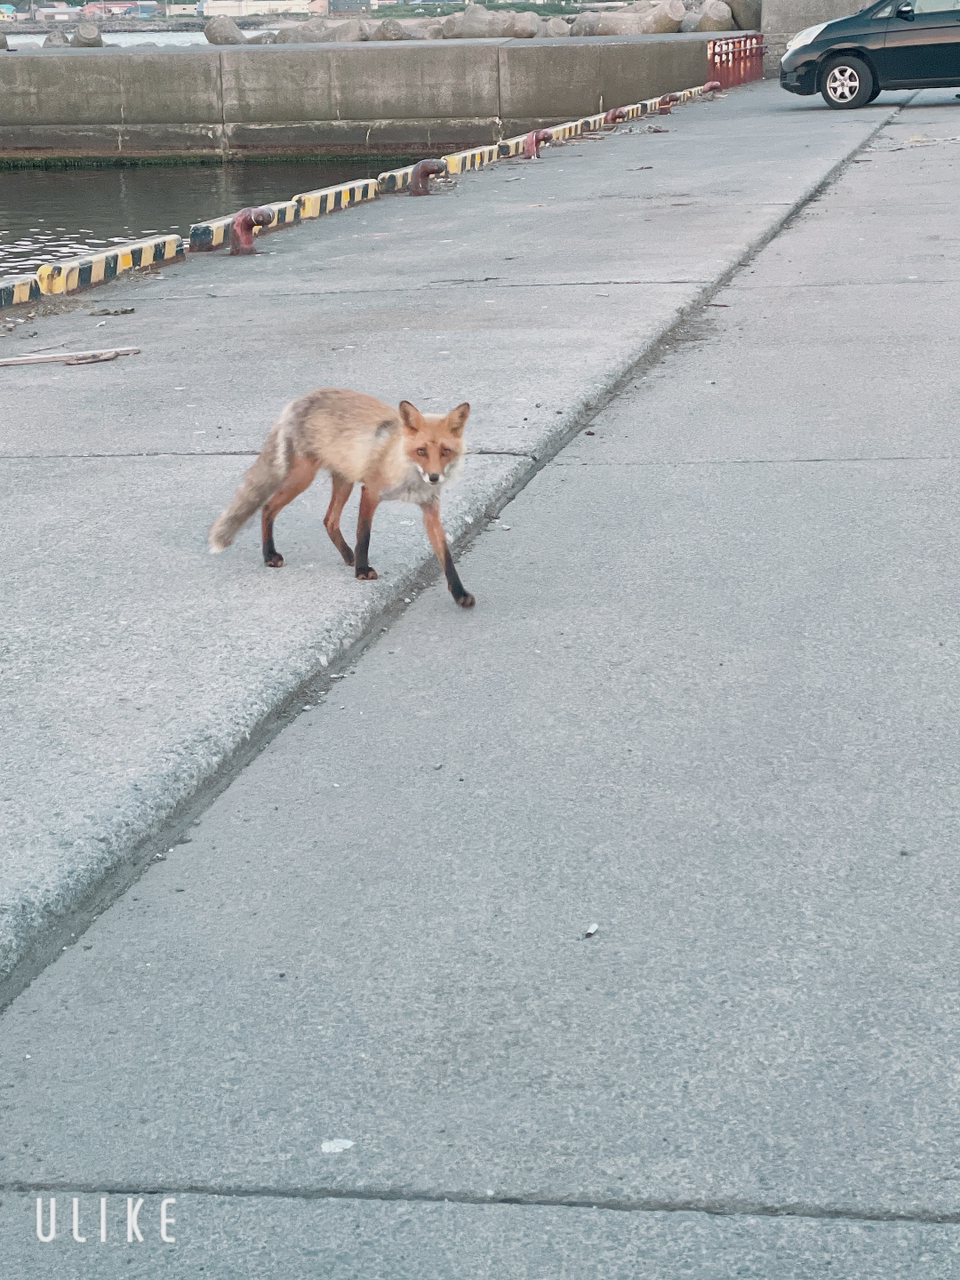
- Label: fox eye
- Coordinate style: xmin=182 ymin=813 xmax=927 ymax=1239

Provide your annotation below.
xmin=440 ymin=447 xmax=451 ymax=457
xmin=416 ymin=447 xmax=428 ymax=457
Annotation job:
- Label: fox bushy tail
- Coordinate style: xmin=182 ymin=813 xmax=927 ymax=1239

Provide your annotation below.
xmin=209 ymin=423 xmax=292 ymax=553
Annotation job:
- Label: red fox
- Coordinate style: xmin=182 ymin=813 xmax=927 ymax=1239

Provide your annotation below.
xmin=209 ymin=388 xmax=475 ymax=607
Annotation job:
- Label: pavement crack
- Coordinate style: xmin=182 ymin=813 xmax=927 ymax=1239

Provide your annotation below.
xmin=3 ymin=1181 xmax=958 ymax=1224
xmin=555 ymin=455 xmax=954 ymax=466
xmin=469 ymin=449 xmax=538 ymax=459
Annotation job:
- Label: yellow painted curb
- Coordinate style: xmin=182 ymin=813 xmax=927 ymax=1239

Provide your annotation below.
xmin=33 ymin=234 xmax=183 ymax=298
xmin=0 ymin=273 xmax=41 ymax=310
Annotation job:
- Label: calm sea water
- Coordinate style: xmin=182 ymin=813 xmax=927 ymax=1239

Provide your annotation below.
xmin=0 ymin=158 xmax=403 ymax=276
xmin=6 ymin=30 xmax=211 ymax=48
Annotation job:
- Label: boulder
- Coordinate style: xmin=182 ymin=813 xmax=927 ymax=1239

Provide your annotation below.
xmin=459 ymin=3 xmax=495 ymax=36
xmin=317 ymin=18 xmax=368 ymax=40
xmin=42 ymin=24 xmax=70 ymax=46
xmin=423 ymin=20 xmax=445 ymax=38
xmin=639 ymin=0 xmax=684 ymax=33
xmin=272 ymin=20 xmax=322 ymax=42
xmin=279 ymin=17 xmax=337 ymax=40
xmin=441 ymin=11 xmax=463 ymax=36
xmin=246 ymin=29 xmax=277 ymax=43
xmin=593 ymin=12 xmax=644 ymax=34
xmin=70 ymin=21 xmax=103 ymax=46
xmin=680 ymin=8 xmax=700 ymax=29
xmin=204 ymin=15 xmax=246 ymax=44
xmin=503 ymin=9 xmax=541 ymax=37
xmin=543 ymin=14 xmax=570 ymax=36
xmin=727 ymin=0 xmax=760 ymax=28
xmin=569 ymin=11 xmax=601 ymax=35
xmin=690 ymin=0 xmax=734 ymax=29
xmin=370 ymin=16 xmax=405 ymax=38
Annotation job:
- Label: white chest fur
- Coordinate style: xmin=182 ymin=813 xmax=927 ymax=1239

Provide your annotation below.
xmin=381 ymin=454 xmax=464 ymax=505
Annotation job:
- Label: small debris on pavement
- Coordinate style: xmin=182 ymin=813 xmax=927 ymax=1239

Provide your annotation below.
xmin=89 ymin=308 xmax=135 ymax=316
xmin=321 ymin=1139 xmax=354 ymax=1154
xmin=585 ymin=922 xmax=599 ymax=938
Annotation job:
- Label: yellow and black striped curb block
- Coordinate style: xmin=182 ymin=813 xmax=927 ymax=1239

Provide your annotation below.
xmin=1 ymin=233 xmax=183 ymax=309
xmin=439 ymin=143 xmax=501 ymax=176
xmin=187 ymin=179 xmax=378 ymax=251
xmin=10 ymin=234 xmax=183 ymax=303
xmin=0 ymin=85 xmax=714 ymax=311
xmin=377 ymin=163 xmax=418 ymax=194
xmin=294 ymin=178 xmax=378 ymax=221
xmin=0 ymin=273 xmax=41 ymax=310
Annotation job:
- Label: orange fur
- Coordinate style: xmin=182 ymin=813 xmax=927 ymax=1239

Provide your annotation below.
xmin=209 ymin=389 xmax=475 ymax=607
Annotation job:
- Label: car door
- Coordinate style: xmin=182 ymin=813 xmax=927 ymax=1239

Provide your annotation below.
xmin=882 ymin=0 xmax=960 ymax=85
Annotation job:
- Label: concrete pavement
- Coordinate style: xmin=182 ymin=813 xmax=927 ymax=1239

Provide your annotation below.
xmin=0 ymin=80 xmax=911 ymax=1008
xmin=4 ymin=81 xmax=960 ymax=1276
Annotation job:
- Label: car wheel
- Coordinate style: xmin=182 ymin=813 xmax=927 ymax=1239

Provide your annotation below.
xmin=820 ymin=56 xmax=875 ymax=109
xmin=867 ymin=83 xmax=882 ymax=102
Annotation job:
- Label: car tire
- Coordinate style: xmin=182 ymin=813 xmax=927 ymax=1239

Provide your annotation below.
xmin=820 ymin=56 xmax=875 ymax=109
xmin=867 ymin=82 xmax=882 ymax=102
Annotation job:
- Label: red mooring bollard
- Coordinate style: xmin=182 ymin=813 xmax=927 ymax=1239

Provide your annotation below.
xmin=522 ymin=129 xmax=553 ymax=159
xmin=603 ymin=107 xmax=628 ymax=126
xmin=658 ymin=92 xmax=681 ymax=115
xmin=704 ymin=80 xmax=723 ymax=93
xmin=409 ymin=159 xmax=446 ymax=196
xmin=229 ymin=206 xmax=274 ymax=255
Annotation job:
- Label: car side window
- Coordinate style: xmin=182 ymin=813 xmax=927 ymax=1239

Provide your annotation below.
xmin=872 ymin=2 xmax=893 ymax=15
xmin=912 ymin=0 xmax=960 ymax=12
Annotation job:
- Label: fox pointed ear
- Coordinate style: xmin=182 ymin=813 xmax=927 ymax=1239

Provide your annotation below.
xmin=398 ymin=400 xmax=423 ymax=434
xmin=446 ymin=402 xmax=470 ymax=436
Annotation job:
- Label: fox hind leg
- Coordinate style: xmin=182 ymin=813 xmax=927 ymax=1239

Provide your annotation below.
xmin=261 ymin=454 xmax=320 ymax=568
xmin=323 ymin=473 xmax=355 ymax=566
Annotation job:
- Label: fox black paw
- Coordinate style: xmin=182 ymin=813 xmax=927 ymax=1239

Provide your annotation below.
xmin=264 ymin=553 xmax=284 ymax=568
xmin=356 ymin=566 xmax=378 ymax=581
xmin=455 ymin=592 xmax=476 ymax=609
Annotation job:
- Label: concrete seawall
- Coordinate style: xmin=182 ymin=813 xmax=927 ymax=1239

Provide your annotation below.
xmin=0 ymin=34 xmax=714 ymax=161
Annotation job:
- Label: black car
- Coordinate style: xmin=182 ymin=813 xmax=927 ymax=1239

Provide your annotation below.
xmin=781 ymin=0 xmax=960 ymax=107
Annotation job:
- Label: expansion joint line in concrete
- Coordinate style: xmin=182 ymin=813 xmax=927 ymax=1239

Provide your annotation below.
xmin=3 ymin=1181 xmax=958 ymax=1225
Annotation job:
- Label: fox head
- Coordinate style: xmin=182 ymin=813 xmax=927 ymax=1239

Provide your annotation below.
xmin=399 ymin=400 xmax=469 ymax=489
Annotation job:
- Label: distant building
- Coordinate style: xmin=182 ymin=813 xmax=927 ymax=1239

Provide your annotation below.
xmin=35 ymin=3 xmax=83 ymax=19
xmin=81 ymin=0 xmax=159 ymax=13
xmin=160 ymin=1 xmax=197 ymax=12
xmin=328 ymin=0 xmax=368 ymax=12
xmin=199 ymin=0 xmax=312 ymax=13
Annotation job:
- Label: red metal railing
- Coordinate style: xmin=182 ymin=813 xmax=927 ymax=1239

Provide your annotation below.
xmin=707 ymin=35 xmax=764 ymax=89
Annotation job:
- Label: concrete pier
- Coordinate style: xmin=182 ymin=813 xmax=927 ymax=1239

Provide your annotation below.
xmin=3 ymin=78 xmax=960 ymax=1277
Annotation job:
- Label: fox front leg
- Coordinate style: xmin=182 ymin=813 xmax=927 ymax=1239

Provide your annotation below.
xmin=354 ymin=484 xmax=381 ymax=581
xmin=422 ymin=502 xmax=474 ymax=608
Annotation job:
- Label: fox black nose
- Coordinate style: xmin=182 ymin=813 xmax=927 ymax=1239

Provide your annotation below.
xmin=428 ymin=473 xmax=440 ymax=483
